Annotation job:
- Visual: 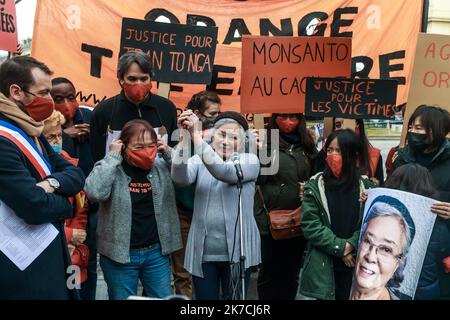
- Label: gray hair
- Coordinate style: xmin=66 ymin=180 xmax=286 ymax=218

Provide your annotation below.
xmin=361 ymin=201 xmax=413 ymax=288
xmin=117 ymin=51 xmax=154 ymax=80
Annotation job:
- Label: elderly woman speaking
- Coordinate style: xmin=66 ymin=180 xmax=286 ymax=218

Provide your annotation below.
xmin=171 ymin=110 xmax=261 ymax=300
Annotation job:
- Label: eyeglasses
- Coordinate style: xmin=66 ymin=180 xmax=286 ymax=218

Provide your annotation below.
xmin=23 ymin=89 xmax=51 ymax=98
xmin=128 ymin=142 xmax=156 ymax=151
xmin=360 ymin=236 xmax=403 ymax=261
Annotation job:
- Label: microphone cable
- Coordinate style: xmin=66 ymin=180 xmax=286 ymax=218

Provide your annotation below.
xmin=229 ymin=182 xmax=243 ymax=300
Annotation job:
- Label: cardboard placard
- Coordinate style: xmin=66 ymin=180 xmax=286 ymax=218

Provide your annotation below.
xmin=0 ymin=0 xmax=18 ymax=52
xmin=120 ymin=18 xmax=218 ymax=84
xmin=305 ymin=78 xmax=399 ymax=119
xmin=240 ymin=36 xmax=351 ymax=114
xmin=401 ymin=33 xmax=450 ymax=145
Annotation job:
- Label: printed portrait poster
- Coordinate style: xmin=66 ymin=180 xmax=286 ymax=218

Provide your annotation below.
xmin=350 ymin=188 xmax=437 ymax=300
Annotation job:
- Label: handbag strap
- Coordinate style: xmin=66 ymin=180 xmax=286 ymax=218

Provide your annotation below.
xmin=256 ymin=186 xmax=270 ymax=216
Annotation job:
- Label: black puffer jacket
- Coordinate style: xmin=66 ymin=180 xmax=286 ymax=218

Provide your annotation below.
xmin=254 ymin=137 xmax=316 ymax=235
xmin=393 ymin=140 xmax=450 ymax=299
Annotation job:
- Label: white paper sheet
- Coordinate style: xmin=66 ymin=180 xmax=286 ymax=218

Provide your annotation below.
xmin=0 ymin=201 xmax=59 ymax=271
xmin=105 ymin=128 xmax=122 ymax=154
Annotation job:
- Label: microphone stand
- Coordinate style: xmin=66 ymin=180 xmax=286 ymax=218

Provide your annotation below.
xmin=230 ymin=163 xmax=246 ymax=300
xmin=237 ymin=175 xmax=246 ymax=300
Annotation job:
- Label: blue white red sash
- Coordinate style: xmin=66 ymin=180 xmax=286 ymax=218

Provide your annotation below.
xmin=0 ymin=120 xmax=52 ymax=179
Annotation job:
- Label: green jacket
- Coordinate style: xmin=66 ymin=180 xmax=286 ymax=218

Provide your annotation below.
xmin=299 ymin=172 xmax=376 ymax=300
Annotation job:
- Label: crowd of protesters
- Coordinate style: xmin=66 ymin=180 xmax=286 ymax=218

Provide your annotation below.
xmin=0 ymin=52 xmax=449 ymax=300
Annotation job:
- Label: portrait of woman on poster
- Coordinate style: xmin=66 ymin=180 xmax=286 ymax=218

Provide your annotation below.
xmin=350 ymin=196 xmax=415 ymax=300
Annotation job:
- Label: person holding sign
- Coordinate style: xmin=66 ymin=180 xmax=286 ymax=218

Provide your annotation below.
xmin=171 ymin=111 xmax=260 ymax=300
xmin=393 ymin=105 xmax=450 ymax=298
xmin=90 ymin=51 xmax=178 ymax=163
xmin=254 ymin=113 xmax=316 ymax=300
xmin=299 ymin=129 xmax=376 ymax=300
xmin=0 ymin=56 xmax=85 ymax=299
xmin=84 ymin=119 xmax=182 ymax=300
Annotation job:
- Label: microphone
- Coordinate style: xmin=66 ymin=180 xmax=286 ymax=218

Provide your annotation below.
xmin=231 ymin=152 xmax=244 ymax=181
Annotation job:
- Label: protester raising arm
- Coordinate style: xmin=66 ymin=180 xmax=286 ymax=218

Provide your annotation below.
xmin=179 ymin=111 xmax=259 ymax=184
xmin=84 ymin=139 xmax=123 ymax=202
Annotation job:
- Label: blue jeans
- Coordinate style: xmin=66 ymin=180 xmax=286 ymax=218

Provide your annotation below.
xmin=192 ymin=262 xmax=251 ymax=300
xmin=100 ymin=243 xmax=172 ymax=300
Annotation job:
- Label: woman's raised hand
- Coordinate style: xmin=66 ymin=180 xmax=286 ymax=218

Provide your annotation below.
xmin=109 ymin=139 xmax=124 ymax=153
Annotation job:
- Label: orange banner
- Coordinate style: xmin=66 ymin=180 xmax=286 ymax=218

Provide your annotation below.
xmin=400 ymin=33 xmax=450 ymax=145
xmin=32 ymin=0 xmax=423 ymax=114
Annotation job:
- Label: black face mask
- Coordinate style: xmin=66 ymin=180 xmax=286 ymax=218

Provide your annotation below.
xmin=407 ymin=132 xmax=428 ymax=153
xmin=201 ymin=115 xmax=217 ymax=130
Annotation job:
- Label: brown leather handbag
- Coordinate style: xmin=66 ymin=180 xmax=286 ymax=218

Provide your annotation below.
xmin=257 ymin=187 xmax=302 ymax=240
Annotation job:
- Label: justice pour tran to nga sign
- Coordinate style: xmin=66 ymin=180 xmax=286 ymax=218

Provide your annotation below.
xmin=119 ymin=18 xmax=218 ymax=84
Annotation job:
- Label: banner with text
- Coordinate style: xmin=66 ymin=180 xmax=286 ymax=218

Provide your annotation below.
xmin=401 ymin=33 xmax=450 ymax=144
xmin=120 ymin=18 xmax=218 ymax=84
xmin=305 ymin=78 xmax=399 ymax=119
xmin=31 ymin=0 xmax=423 ymax=113
xmin=0 ymin=0 xmax=18 ymax=52
xmin=240 ymin=36 xmax=351 ymax=114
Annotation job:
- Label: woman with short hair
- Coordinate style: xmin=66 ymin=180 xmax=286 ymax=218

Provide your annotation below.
xmin=85 ymin=119 xmax=182 ymax=300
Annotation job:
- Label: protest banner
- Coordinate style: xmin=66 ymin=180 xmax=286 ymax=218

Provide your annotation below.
xmin=240 ymin=36 xmax=351 ymax=114
xmin=305 ymin=78 xmax=399 ymax=119
xmin=350 ymin=188 xmax=436 ymax=300
xmin=120 ymin=18 xmax=218 ymax=84
xmin=401 ymin=33 xmax=450 ymax=145
xmin=0 ymin=0 xmax=18 ymax=52
xmin=32 ymin=0 xmax=423 ymax=113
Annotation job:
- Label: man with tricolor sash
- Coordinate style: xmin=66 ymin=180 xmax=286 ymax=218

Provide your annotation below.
xmin=0 ymin=56 xmax=85 ymax=299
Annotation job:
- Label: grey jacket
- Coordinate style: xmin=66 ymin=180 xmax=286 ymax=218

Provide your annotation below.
xmin=85 ymin=151 xmax=182 ymax=264
xmin=171 ymin=141 xmax=261 ymax=277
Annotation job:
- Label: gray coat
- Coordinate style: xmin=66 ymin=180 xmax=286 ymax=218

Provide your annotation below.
xmin=171 ymin=141 xmax=261 ymax=277
xmin=84 ymin=151 xmax=182 ymax=264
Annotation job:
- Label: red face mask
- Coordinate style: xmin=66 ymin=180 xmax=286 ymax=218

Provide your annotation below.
xmin=275 ymin=117 xmax=300 ymax=134
xmin=326 ymin=153 xmax=343 ymax=178
xmin=122 ymin=82 xmax=152 ymax=103
xmin=126 ymin=146 xmax=157 ymax=171
xmin=25 ymin=95 xmax=55 ymax=122
xmin=55 ymin=101 xmax=79 ymax=121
